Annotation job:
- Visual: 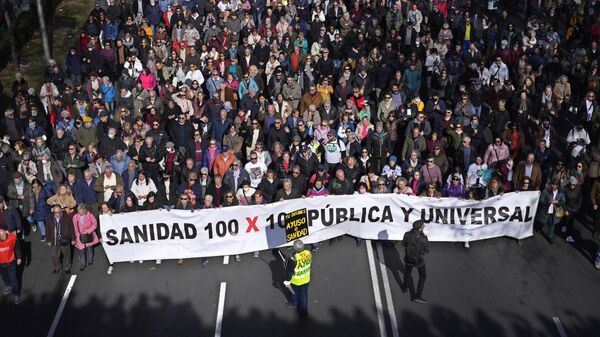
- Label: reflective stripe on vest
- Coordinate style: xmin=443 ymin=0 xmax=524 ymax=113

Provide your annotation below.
xmin=291 ymin=250 xmax=312 ymax=286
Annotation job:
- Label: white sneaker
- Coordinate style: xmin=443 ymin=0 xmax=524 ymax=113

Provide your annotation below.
xmin=253 ymin=251 xmax=259 ymax=258
xmin=561 ymin=226 xmax=566 ymax=233
xmin=107 ymin=266 xmax=113 ymax=274
xmin=464 ymin=241 xmax=470 ymax=248
xmin=139 ymin=260 xmax=144 ymax=263
xmin=235 ymin=255 xmax=241 ymax=262
xmin=566 ymin=236 xmax=575 ymax=242
xmin=156 ymin=259 xmax=161 ymax=265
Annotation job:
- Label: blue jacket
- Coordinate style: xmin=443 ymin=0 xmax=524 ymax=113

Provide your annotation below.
xmin=74 ymin=178 xmax=99 ymax=205
xmin=402 ymin=68 xmax=421 ymax=92
xmin=110 ymin=155 xmax=131 ymax=175
xmin=238 ymin=79 xmax=259 ymax=99
xmin=33 ymin=184 xmax=53 ymax=222
xmin=211 ymin=118 xmax=232 ymax=144
xmin=24 ymin=126 xmax=46 ymax=146
xmin=145 ymin=3 xmax=163 ymax=26
xmin=66 ymin=52 xmax=82 ymax=75
xmin=101 ymin=83 xmax=116 ymax=103
xmin=121 ymin=168 xmax=138 ymax=192
xmin=102 ymin=22 xmax=119 ymax=41
xmin=202 ymin=147 xmax=221 ymax=170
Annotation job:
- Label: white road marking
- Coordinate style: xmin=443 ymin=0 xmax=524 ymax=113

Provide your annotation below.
xmin=366 ymin=240 xmax=388 ymax=337
xmin=223 ymin=255 xmax=229 ymax=264
xmin=376 ymin=243 xmax=400 ymax=337
xmin=552 ymin=317 xmax=569 ymax=337
xmin=214 ymin=282 xmax=227 ymax=337
xmin=46 ymin=275 xmax=77 ymax=337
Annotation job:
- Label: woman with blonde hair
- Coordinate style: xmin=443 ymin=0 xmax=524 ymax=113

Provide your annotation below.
xmin=47 ymin=184 xmax=77 ymax=214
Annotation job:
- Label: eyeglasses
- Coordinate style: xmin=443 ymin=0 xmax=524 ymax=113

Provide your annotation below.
xmin=379 ymin=183 xmax=385 ymax=186
xmin=152 ymin=123 xmax=159 ymax=126
xmin=452 ymin=178 xmax=460 ymax=181
xmin=180 ymin=197 xmax=189 ymax=200
xmin=427 ymin=160 xmax=434 ymax=163
xmin=251 ymin=122 xmax=258 ymax=125
xmin=201 ymin=173 xmax=208 ymax=176
xmin=226 ymin=195 xmax=234 ymax=198
xmin=274 ymin=121 xmax=281 ymax=124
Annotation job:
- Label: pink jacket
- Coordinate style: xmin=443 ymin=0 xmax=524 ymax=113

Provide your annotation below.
xmin=484 ymin=144 xmax=510 ymax=166
xmin=138 ymin=73 xmax=157 ymax=91
xmin=73 ymin=212 xmax=100 ymax=249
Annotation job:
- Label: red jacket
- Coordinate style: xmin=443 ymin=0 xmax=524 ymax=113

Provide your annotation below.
xmin=0 ymin=232 xmax=19 ymax=264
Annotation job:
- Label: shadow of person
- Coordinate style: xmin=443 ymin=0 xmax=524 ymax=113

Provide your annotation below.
xmin=266 ymin=249 xmax=293 ymax=303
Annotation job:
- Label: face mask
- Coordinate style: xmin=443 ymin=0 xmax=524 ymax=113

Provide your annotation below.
xmin=108 ymin=133 xmax=115 ymax=139
xmin=29 ymin=124 xmax=36 ymax=129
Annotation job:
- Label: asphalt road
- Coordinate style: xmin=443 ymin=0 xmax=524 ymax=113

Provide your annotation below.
xmin=2 ymin=213 xmax=599 ymax=337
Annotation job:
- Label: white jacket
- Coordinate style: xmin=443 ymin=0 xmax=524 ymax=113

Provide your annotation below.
xmin=130 ymin=178 xmax=158 ymax=206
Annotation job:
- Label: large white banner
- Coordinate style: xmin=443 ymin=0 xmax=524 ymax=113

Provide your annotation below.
xmin=100 ymin=192 xmax=540 ymax=263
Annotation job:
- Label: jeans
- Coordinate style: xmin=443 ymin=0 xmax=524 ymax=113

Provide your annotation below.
xmin=37 ymin=221 xmax=46 ymax=236
xmin=0 ymin=260 xmax=20 ymax=296
xmin=290 ymin=283 xmax=309 ymax=317
xmin=403 ymin=261 xmax=426 ymax=300
xmin=546 ymin=214 xmax=556 ymax=239
xmin=78 ymin=246 xmax=94 ymax=267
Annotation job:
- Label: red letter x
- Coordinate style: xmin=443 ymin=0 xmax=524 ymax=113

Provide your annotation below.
xmin=245 ymin=216 xmax=260 ymax=233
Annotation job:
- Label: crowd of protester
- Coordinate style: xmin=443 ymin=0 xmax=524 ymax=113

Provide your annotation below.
xmin=2 ymin=0 xmax=600 ymax=300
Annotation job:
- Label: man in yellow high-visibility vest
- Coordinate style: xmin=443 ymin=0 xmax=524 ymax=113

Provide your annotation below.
xmin=283 ymin=239 xmax=312 ymax=318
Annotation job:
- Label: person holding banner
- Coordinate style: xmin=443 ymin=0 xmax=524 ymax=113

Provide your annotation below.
xmin=402 ymin=220 xmax=429 ymax=304
xmin=284 ymin=239 xmax=312 ymax=319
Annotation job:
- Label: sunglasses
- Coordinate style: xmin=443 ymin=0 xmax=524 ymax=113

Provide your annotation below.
xmin=250 ymin=157 xmax=257 ymax=160
xmin=180 ymin=197 xmax=189 ymax=200
xmin=226 ymin=195 xmax=234 ymax=198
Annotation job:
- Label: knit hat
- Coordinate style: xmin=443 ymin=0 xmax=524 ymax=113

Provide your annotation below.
xmin=568 ymin=176 xmax=578 ymax=185
xmin=83 ymin=116 xmax=93 ymax=123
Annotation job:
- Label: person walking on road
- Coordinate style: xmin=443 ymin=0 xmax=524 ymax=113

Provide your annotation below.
xmin=402 ymin=220 xmax=429 ymax=303
xmin=284 ymin=239 xmax=312 ymax=319
xmin=45 ymin=204 xmax=75 ymax=274
xmin=0 ymin=228 xmax=22 ymax=304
